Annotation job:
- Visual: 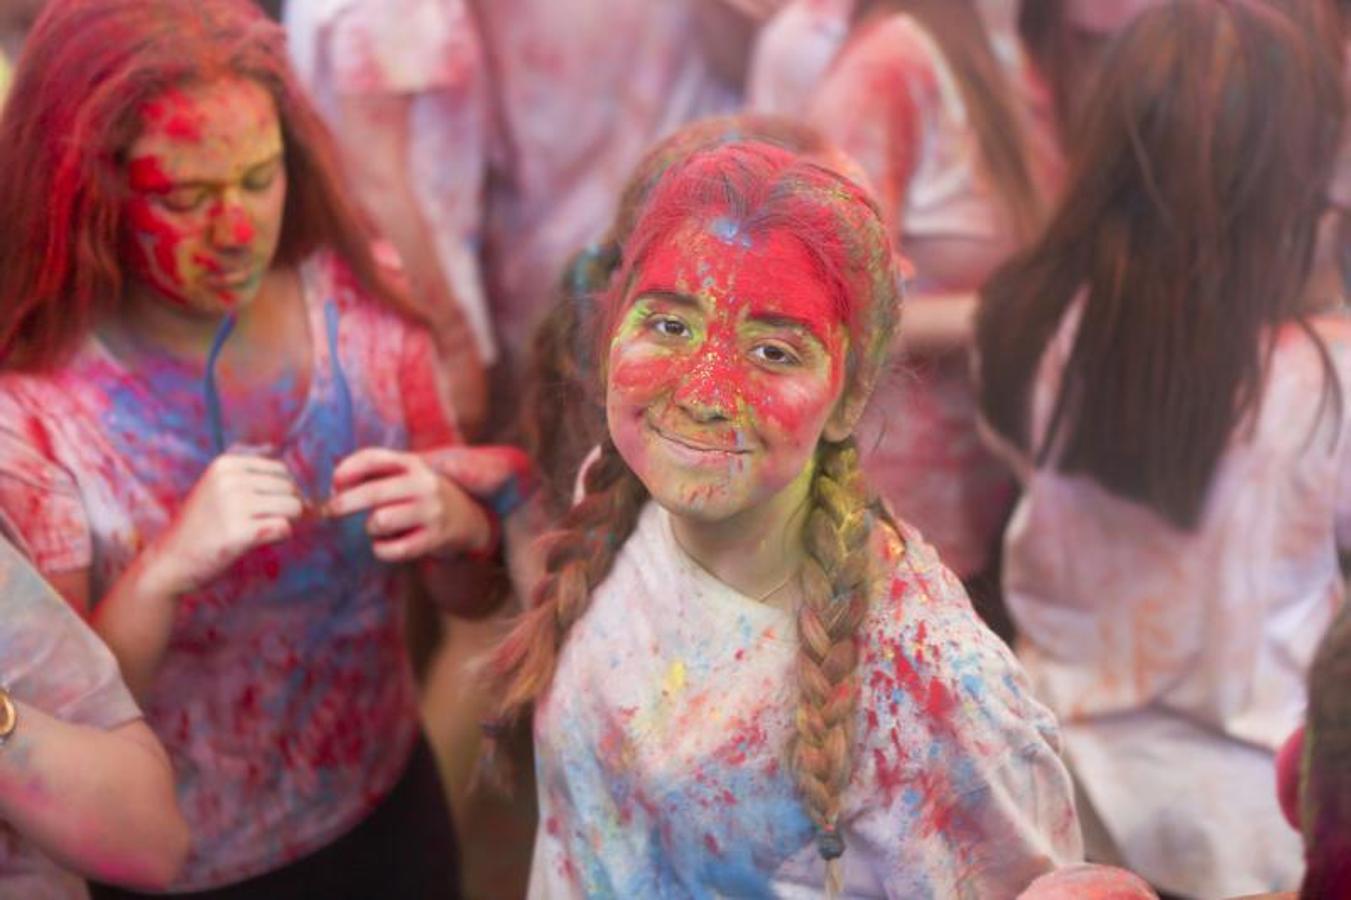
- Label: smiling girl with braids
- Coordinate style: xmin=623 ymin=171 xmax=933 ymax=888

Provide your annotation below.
xmin=491 ymin=140 xmax=1079 ymax=897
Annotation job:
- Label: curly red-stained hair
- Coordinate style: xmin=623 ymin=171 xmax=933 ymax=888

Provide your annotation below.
xmin=0 ymin=0 xmax=411 ymax=371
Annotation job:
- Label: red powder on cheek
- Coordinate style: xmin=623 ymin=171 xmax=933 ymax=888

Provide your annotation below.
xmin=122 ymin=196 xmax=199 ymax=307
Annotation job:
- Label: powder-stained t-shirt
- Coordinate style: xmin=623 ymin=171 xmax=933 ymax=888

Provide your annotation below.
xmin=806 ymin=12 xmax=1061 ymax=579
xmin=0 ymin=535 xmax=142 ymax=900
xmin=0 ymin=250 xmax=458 ymax=891
xmin=999 ymin=309 xmax=1351 ymax=897
xmin=286 ymin=0 xmax=498 ymax=363
xmin=530 ymin=502 xmax=1081 ymax=899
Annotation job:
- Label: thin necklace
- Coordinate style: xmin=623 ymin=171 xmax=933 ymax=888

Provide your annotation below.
xmin=670 ymin=522 xmax=801 ymax=605
xmin=755 ymin=566 xmax=800 ymax=605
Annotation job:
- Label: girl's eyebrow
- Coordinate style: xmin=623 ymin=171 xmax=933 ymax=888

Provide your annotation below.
xmin=635 ymin=289 xmax=702 ymax=311
xmin=749 ymin=312 xmax=820 ymax=335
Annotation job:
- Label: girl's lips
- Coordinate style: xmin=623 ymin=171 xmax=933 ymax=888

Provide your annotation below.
xmin=647 ymin=421 xmax=750 ymax=456
xmin=206 ymin=268 xmax=257 ymax=289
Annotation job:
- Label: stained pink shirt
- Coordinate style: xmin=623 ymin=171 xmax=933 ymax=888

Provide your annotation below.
xmin=0 ymin=251 xmax=459 ymax=890
xmin=806 ymin=12 xmax=1061 ymax=578
xmin=999 ymin=309 xmax=1351 ymax=896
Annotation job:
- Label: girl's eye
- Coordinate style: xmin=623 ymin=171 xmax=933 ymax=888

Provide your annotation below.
xmin=243 ymin=165 xmax=279 ymax=192
xmin=159 ymin=188 xmax=208 ymax=213
xmin=651 ymin=316 xmax=691 ymax=339
xmin=751 ymin=342 xmax=802 ymax=367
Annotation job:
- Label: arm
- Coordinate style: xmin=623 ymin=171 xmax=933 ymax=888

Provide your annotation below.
xmin=86 ymin=456 xmax=303 ymax=699
xmin=895 ymin=291 xmax=978 ymax=357
xmin=0 ymin=713 xmax=188 ymax=890
xmin=331 ymin=92 xmax=488 ymax=437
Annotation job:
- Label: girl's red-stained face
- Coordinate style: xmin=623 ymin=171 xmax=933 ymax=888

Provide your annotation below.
xmin=606 ymin=218 xmax=849 ymax=523
xmin=121 ymin=77 xmax=287 ymax=317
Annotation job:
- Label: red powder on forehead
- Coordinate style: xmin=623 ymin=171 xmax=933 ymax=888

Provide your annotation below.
xmin=631 ymin=221 xmax=843 ymax=341
xmin=139 ymin=87 xmax=206 ymax=143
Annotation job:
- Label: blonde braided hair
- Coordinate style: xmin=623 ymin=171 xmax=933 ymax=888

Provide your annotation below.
xmin=794 ymin=438 xmax=895 ymax=891
xmin=489 ymin=438 xmax=647 ymax=729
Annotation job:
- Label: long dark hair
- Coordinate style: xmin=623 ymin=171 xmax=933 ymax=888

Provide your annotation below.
xmin=976 ymin=0 xmax=1344 ymax=528
xmin=0 ymin=0 xmax=412 ymax=371
xmin=857 ymin=0 xmax=1045 ymax=238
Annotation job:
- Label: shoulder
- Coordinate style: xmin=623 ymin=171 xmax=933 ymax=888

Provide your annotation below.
xmin=1265 ymin=314 xmax=1351 ymax=422
xmin=306 ymin=246 xmax=421 ymax=348
xmin=857 ymin=517 xmax=1064 ymax=789
xmin=0 ymin=360 xmax=104 ymax=452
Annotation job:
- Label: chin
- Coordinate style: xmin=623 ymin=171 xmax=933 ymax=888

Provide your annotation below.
xmin=187 ymin=287 xmax=259 ymax=316
xmin=642 ymin=477 xmax=757 ymax=525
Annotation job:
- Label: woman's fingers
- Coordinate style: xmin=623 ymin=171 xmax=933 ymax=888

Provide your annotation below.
xmin=326 ymin=473 xmax=418 ymax=518
xmin=365 ymin=499 xmax=423 ymax=538
xmin=248 ymin=492 xmax=304 ymax=521
xmin=249 ymin=517 xmax=294 ymax=547
xmin=332 ymin=447 xmax=409 ymax=490
xmin=371 ymin=527 xmax=434 ymax=562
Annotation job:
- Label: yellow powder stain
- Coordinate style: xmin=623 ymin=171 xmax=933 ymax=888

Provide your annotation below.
xmin=662 ymin=660 xmax=687 ymax=696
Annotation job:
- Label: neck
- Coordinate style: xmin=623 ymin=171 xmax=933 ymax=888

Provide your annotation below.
xmin=106 ymin=286 xmax=232 ymax=363
xmin=670 ymin=461 xmax=815 ymax=604
xmin=104 ymin=269 xmax=289 ymax=363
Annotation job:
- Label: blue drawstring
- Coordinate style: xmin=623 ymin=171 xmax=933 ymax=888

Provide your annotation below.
xmin=323 ymin=300 xmax=356 ymax=454
xmin=204 ymin=314 xmax=238 ymax=456
xmin=203 ymin=301 xmax=354 ymax=458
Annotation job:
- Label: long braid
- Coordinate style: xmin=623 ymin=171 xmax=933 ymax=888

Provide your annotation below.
xmin=791 ymin=437 xmax=880 ymax=892
xmin=483 ymin=439 xmax=648 ymax=780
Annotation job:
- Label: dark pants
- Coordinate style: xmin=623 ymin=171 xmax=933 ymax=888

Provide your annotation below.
xmin=92 ymin=736 xmax=461 ymax=900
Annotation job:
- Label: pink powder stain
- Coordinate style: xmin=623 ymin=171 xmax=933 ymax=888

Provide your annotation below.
xmin=714 ymin=714 xmax=771 ymax=768
xmin=873 ymin=747 xmax=906 ymax=798
xmin=704 ymin=833 xmax=722 ymax=855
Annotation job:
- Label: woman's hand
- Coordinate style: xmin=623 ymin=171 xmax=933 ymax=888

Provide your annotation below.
xmin=145 ymin=454 xmax=302 ymax=595
xmin=326 ymin=448 xmax=492 ymax=562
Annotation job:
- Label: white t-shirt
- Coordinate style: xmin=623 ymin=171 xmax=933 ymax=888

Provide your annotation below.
xmin=0 ymin=536 xmax=142 ymax=900
xmin=1002 ymin=308 xmax=1351 ymax=896
xmin=531 ymin=502 xmax=1081 ymax=898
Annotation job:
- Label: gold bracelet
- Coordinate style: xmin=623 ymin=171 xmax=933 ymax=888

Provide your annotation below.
xmin=0 ymin=687 xmax=17 ymax=747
